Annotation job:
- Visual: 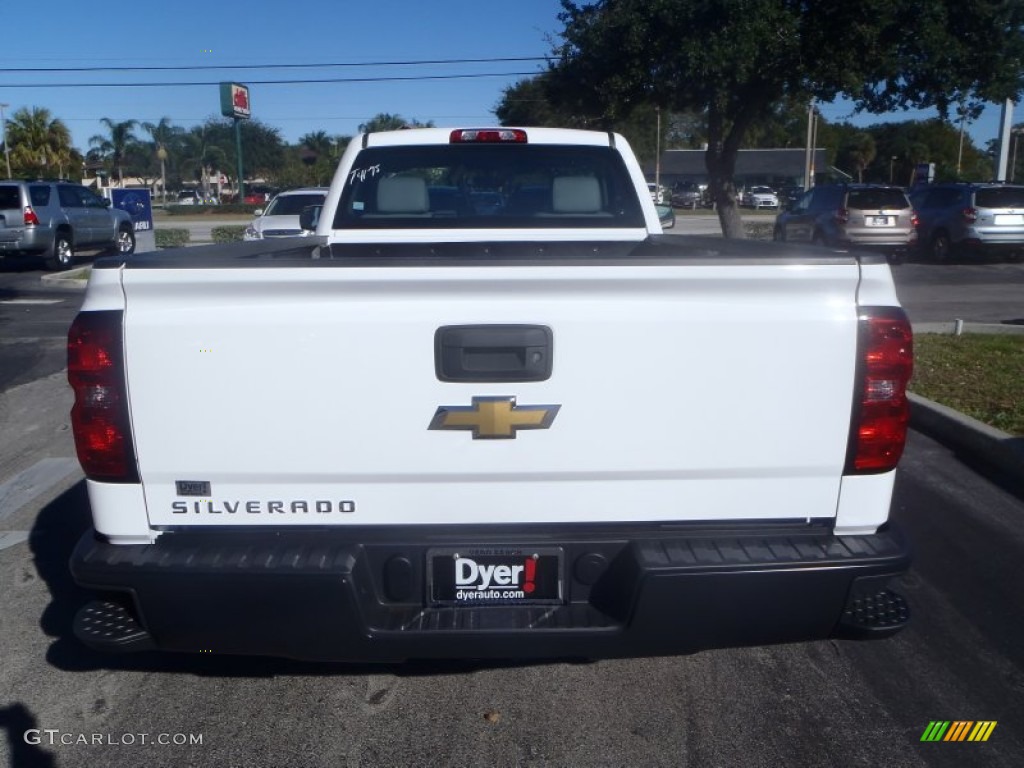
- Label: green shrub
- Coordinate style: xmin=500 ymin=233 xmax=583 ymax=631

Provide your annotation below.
xmin=155 ymin=229 xmax=190 ymax=248
xmin=212 ymin=226 xmax=247 ymax=243
xmin=215 ymin=204 xmax=263 ymax=215
xmin=163 ymin=203 xmax=261 ymax=215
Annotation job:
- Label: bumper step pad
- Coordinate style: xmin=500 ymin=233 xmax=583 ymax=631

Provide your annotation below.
xmin=73 ymin=599 xmax=155 ymax=653
xmin=837 ymin=587 xmax=910 ymax=639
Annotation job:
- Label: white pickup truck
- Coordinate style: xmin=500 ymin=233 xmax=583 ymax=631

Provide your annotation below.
xmin=68 ymin=127 xmax=913 ymax=662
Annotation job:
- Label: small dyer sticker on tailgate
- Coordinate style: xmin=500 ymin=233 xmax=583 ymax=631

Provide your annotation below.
xmin=429 ymin=397 xmax=560 ymax=439
xmin=428 ymin=549 xmax=564 ymax=605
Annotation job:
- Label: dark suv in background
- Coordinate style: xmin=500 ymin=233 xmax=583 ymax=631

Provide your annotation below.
xmin=909 ymin=182 xmax=1024 ymax=262
xmin=774 ymin=184 xmax=917 ymax=261
xmin=0 ymin=180 xmax=135 ymax=270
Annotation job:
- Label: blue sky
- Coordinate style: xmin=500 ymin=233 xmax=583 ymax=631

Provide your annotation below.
xmin=0 ymin=0 xmax=1016 ymax=155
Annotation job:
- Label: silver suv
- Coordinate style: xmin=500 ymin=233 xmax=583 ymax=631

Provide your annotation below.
xmin=909 ymin=183 xmax=1024 ymax=262
xmin=773 ymin=184 xmax=918 ymax=261
xmin=0 ymin=180 xmax=135 ymax=270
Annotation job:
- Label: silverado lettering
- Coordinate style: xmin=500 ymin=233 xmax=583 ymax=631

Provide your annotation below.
xmin=67 ymin=126 xmax=913 ymax=662
xmin=170 ymin=500 xmax=356 ymax=514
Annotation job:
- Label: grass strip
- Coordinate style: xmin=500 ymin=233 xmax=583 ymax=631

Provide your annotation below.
xmin=911 ymin=333 xmax=1024 ymax=436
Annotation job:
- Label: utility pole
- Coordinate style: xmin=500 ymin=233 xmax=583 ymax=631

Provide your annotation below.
xmin=804 ymin=100 xmax=814 ymax=190
xmin=1012 ymin=129 xmax=1024 ymax=183
xmin=956 ymin=109 xmax=967 ymax=177
xmin=995 ymin=99 xmax=1014 ymax=181
xmin=0 ymin=103 xmax=12 ymax=179
xmin=655 ymin=107 xmax=661 ymax=201
xmin=810 ymin=109 xmax=819 ymax=187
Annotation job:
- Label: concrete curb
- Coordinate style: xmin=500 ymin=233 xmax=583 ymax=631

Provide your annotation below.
xmin=908 ymin=392 xmax=1024 ymax=481
xmin=39 ymin=267 xmax=91 ymax=291
xmin=914 ymin=321 xmax=1024 ymax=336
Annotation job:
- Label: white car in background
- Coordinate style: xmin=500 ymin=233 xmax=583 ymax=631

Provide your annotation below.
xmin=647 ymin=182 xmax=669 ymax=204
xmin=742 ymin=186 xmax=780 ymax=209
xmin=244 ymin=187 xmax=329 ymax=240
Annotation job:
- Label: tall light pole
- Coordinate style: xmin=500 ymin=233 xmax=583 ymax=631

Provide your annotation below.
xmin=0 ymin=103 xmax=12 ymax=179
xmin=956 ymin=112 xmax=967 ymax=177
xmin=157 ymin=145 xmax=167 ymax=206
xmin=889 ymin=156 xmax=897 ymax=185
xmin=804 ymin=100 xmax=814 ymax=190
xmin=1011 ymin=128 xmax=1024 ymax=183
xmin=654 ymin=106 xmax=661 ymax=201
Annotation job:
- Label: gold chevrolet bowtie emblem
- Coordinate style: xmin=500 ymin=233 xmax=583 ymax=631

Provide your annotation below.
xmin=429 ymin=397 xmax=561 ymax=439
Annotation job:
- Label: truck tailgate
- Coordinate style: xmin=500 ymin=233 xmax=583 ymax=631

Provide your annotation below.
xmin=121 ymin=262 xmax=861 ymax=528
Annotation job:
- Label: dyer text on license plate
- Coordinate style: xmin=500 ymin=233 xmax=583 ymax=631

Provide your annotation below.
xmin=867 ymin=216 xmax=891 ymax=226
xmin=428 ymin=548 xmax=563 ymax=605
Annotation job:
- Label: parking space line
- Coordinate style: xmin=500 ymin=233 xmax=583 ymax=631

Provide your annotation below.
xmin=0 ymin=299 xmax=65 ymax=305
xmin=0 ymin=458 xmax=81 ymax=522
xmin=0 ymin=531 xmax=30 ymax=551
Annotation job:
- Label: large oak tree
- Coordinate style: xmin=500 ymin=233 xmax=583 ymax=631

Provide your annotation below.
xmin=548 ymin=0 xmax=1024 ymax=237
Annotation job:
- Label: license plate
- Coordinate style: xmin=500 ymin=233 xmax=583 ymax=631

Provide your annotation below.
xmin=428 ymin=547 xmax=563 ymax=605
xmin=866 ymin=216 xmax=891 ymax=226
xmin=994 ymin=214 xmax=1024 ymax=225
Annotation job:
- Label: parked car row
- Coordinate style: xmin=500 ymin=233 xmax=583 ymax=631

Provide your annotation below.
xmin=174 ymin=189 xmax=221 ymax=206
xmin=171 ymin=185 xmax=280 ymax=206
xmin=772 ymin=182 xmax=1024 ymax=263
xmin=660 ymin=182 xmax=783 ymax=210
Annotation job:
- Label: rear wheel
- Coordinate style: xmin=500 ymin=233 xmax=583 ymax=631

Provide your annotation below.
xmin=44 ymin=231 xmax=73 ymax=271
xmin=114 ymin=226 xmax=136 ymax=255
xmin=930 ymin=232 xmax=951 ymax=263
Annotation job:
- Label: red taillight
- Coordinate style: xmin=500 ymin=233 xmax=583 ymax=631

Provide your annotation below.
xmin=911 ymin=211 xmax=919 ymax=228
xmin=835 ymin=208 xmax=849 ymax=225
xmin=68 ymin=310 xmax=139 ymax=483
xmin=23 ymin=206 xmax=40 ymax=226
xmin=846 ymin=308 xmax=913 ymax=474
xmin=449 ymin=129 xmax=528 ymax=144
xmin=962 ymin=207 xmax=977 ymax=224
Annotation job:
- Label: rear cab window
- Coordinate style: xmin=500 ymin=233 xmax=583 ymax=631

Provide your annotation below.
xmin=333 ymin=144 xmax=645 ymax=230
xmin=847 ymin=188 xmax=910 ymax=210
xmin=974 ymin=187 xmax=1024 ymax=209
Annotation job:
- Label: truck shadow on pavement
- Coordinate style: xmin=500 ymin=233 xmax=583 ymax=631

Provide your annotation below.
xmin=30 ymin=481 xmax=570 ymax=679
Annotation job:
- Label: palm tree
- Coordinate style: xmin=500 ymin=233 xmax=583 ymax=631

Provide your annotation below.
xmin=142 ymin=117 xmax=180 ymax=204
xmin=357 ymin=113 xmax=434 ymax=133
xmin=846 ymin=133 xmax=877 ymax=183
xmin=90 ymin=118 xmax=139 ymax=186
xmin=298 ymin=130 xmax=340 ymax=185
xmin=6 ymin=107 xmax=76 ymax=178
xmin=180 ymin=126 xmax=227 ymax=199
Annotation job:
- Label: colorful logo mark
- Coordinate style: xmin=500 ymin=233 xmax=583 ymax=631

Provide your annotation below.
xmin=920 ymin=721 xmax=997 ymax=742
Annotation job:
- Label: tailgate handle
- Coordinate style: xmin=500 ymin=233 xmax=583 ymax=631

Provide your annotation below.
xmin=435 ymin=325 xmax=552 ymax=382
